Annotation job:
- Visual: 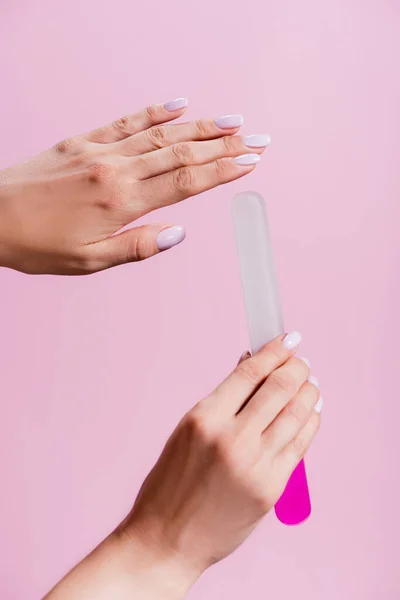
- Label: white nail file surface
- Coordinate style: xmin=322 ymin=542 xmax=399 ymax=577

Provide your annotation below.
xmin=232 ymin=191 xmax=284 ymax=353
xmin=232 ymin=190 xmax=312 ymax=526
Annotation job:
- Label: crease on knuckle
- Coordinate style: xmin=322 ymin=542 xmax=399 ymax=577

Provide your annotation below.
xmin=112 ymin=116 xmax=133 ymax=136
xmin=171 ymin=142 xmax=194 ymax=166
xmin=222 ymin=135 xmax=237 ymax=155
xmin=195 ymin=119 xmax=211 ymax=138
xmin=148 ymin=125 xmax=169 ymax=148
xmin=54 ymin=137 xmax=80 ymax=154
xmin=236 ymin=360 xmax=265 ymax=387
xmin=214 ymin=157 xmax=230 ymax=178
xmin=172 ymin=167 xmax=196 ymax=194
xmin=87 ymin=161 xmax=115 ymax=186
xmin=291 ymin=434 xmax=309 ymax=459
xmin=260 ymin=344 xmax=282 ymax=365
xmin=286 ymin=400 xmax=310 ymax=428
xmin=132 ymin=233 xmax=152 ymax=262
xmin=145 ymin=104 xmax=159 ymax=120
xmin=268 ymin=370 xmax=296 ymax=396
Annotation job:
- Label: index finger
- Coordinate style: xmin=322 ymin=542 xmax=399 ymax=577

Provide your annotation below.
xmin=201 ymin=331 xmax=302 ymax=418
xmin=81 ymin=98 xmax=188 ymax=143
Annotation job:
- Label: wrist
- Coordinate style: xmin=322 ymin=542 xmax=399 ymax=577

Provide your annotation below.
xmin=112 ymin=522 xmax=203 ymax=600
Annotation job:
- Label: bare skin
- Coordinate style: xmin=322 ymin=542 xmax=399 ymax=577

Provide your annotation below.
xmin=45 ymin=333 xmax=322 ymax=600
xmin=0 ymin=99 xmax=268 ymax=275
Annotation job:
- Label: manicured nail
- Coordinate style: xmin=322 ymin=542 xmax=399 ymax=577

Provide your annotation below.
xmin=214 ymin=114 xmax=244 ymax=129
xmin=300 ymin=357 xmax=310 ymax=368
xmin=234 ymin=154 xmax=260 ymax=166
xmin=157 ymin=226 xmax=186 ymax=251
xmin=238 ymin=350 xmax=251 ymax=363
xmin=314 ymin=396 xmax=323 ymax=414
xmin=308 ymin=375 xmax=319 ymax=389
xmin=163 ymin=97 xmax=188 ymax=111
xmin=282 ymin=330 xmax=302 ymax=350
xmin=242 ymin=134 xmax=271 ymax=148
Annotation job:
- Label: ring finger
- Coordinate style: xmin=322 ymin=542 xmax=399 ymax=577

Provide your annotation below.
xmin=131 ymin=134 xmax=270 ymax=179
xmin=262 ymin=379 xmax=321 ymax=455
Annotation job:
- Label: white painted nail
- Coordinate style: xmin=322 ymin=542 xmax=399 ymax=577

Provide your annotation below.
xmin=308 ymin=375 xmax=319 ymax=389
xmin=243 ymin=134 xmax=271 ymax=148
xmin=300 ymin=357 xmax=310 ymax=368
xmin=214 ymin=114 xmax=244 ymax=129
xmin=163 ymin=97 xmax=188 ymax=111
xmin=234 ymin=153 xmax=260 ymax=166
xmin=282 ymin=330 xmax=302 ymax=350
xmin=314 ymin=396 xmax=323 ymax=414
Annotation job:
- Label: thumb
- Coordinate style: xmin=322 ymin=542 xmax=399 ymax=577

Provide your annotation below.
xmin=87 ymin=224 xmax=186 ymax=271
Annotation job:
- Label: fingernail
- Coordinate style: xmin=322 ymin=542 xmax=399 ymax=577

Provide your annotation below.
xmin=157 ymin=226 xmax=186 ymax=251
xmin=214 ymin=114 xmax=244 ymax=129
xmin=282 ymin=331 xmax=302 ymax=350
xmin=314 ymin=396 xmax=323 ymax=414
xmin=163 ymin=97 xmax=188 ymax=111
xmin=238 ymin=350 xmax=251 ymax=363
xmin=300 ymin=357 xmax=310 ymax=368
xmin=242 ymin=134 xmax=271 ymax=148
xmin=234 ymin=154 xmax=260 ymax=166
xmin=308 ymin=375 xmax=319 ymax=389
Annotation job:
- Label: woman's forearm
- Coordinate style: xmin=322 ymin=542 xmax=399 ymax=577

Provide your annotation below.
xmin=44 ymin=528 xmax=201 ymax=600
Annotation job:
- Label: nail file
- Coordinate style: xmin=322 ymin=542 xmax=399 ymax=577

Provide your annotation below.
xmin=232 ymin=191 xmax=311 ymax=526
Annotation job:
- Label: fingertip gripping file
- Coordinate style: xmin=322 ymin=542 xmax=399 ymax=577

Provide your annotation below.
xmin=232 ymin=191 xmax=311 ymax=526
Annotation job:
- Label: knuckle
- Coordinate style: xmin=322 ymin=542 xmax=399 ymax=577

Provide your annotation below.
xmin=172 ymin=167 xmax=196 ymax=193
xmin=68 ymin=248 xmax=98 ymax=275
xmin=145 ymin=103 xmax=159 ymax=121
xmin=260 ymin=343 xmax=282 ymax=365
xmin=236 ymin=360 xmax=265 ymax=386
xmin=54 ymin=137 xmax=80 ymax=154
xmin=214 ymin=157 xmax=230 ymax=177
xmin=171 ymin=142 xmax=195 ymax=165
xmin=268 ymin=370 xmax=296 ymax=395
xmin=222 ymin=135 xmax=237 ymax=154
xmin=291 ymin=434 xmax=309 ymax=459
xmin=86 ymin=161 xmax=116 ymax=186
xmin=286 ymin=399 xmax=310 ymax=427
xmin=194 ymin=119 xmax=211 ymax=138
xmin=148 ymin=125 xmax=169 ymax=148
xmin=183 ymin=410 xmax=214 ymax=443
xmin=112 ymin=115 xmax=133 ymax=136
xmin=132 ymin=233 xmax=152 ymax=262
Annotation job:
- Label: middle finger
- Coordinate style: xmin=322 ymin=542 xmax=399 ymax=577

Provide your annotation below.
xmin=236 ymin=357 xmax=309 ymax=434
xmin=113 ymin=115 xmax=245 ymax=156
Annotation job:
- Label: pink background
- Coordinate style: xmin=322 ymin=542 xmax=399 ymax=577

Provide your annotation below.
xmin=1 ymin=1 xmax=399 ymax=598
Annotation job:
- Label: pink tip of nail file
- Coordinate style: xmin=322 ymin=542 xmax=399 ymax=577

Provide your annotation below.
xmin=232 ymin=191 xmax=311 ymax=526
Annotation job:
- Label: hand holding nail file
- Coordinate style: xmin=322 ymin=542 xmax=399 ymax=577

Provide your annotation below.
xmin=232 ymin=191 xmax=311 ymax=526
